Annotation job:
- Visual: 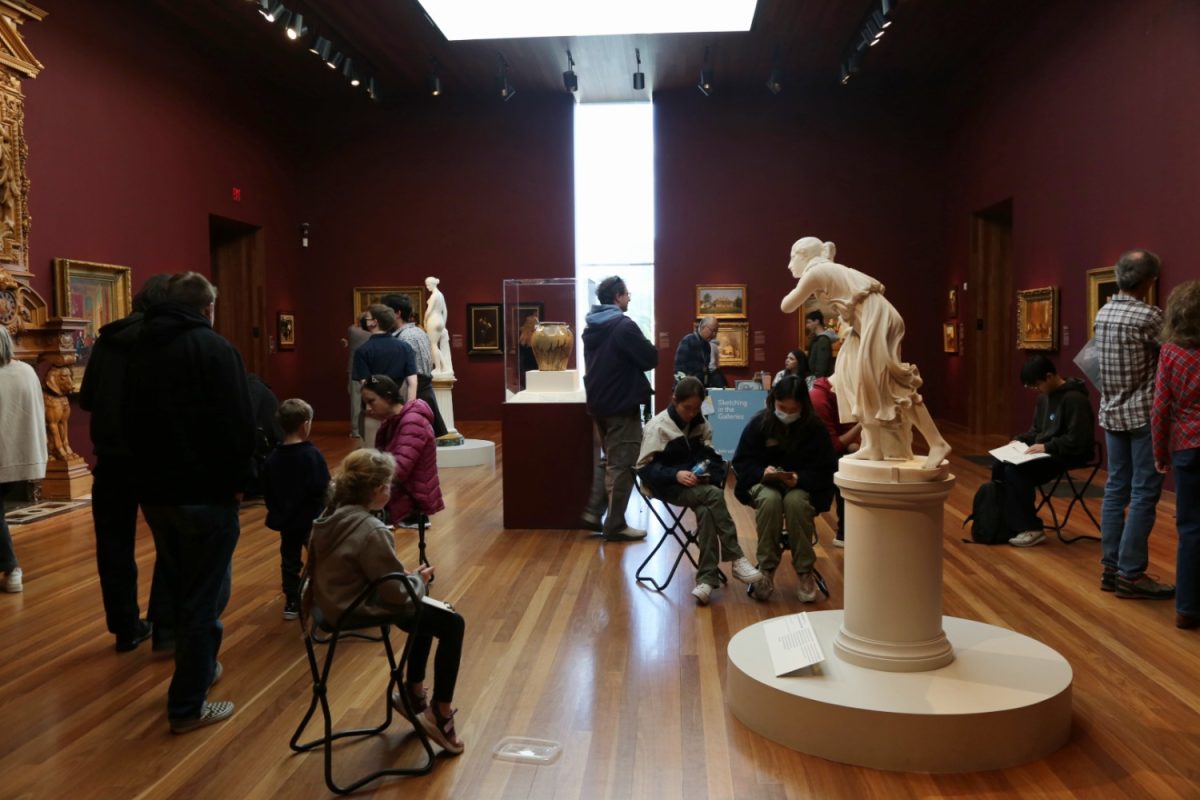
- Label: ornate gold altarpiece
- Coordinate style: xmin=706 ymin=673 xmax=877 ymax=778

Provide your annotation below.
xmin=0 ymin=1 xmax=94 ymax=499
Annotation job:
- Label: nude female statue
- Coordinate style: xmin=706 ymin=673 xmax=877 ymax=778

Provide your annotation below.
xmin=781 ymin=237 xmax=950 ymax=470
xmin=424 ymin=276 xmax=453 ymax=376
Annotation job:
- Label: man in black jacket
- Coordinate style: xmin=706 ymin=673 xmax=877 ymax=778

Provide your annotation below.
xmin=673 ymin=316 xmax=718 ymax=385
xmin=997 ymin=355 xmax=1096 ymax=548
xmin=581 ymin=276 xmax=659 ymax=542
xmin=80 ymin=273 xmax=172 ymax=653
xmin=125 ymin=271 xmax=256 ymax=733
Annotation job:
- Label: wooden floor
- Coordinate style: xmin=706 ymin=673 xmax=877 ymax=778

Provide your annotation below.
xmin=1 ymin=422 xmax=1198 ymax=799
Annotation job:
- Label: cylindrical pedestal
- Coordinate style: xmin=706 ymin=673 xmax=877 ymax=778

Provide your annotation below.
xmin=833 ymin=461 xmax=956 ymax=672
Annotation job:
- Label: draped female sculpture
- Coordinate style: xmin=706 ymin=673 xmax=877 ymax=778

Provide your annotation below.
xmin=424 ymin=276 xmax=453 ymax=376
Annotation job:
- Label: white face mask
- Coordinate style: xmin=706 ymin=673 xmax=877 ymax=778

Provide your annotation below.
xmin=774 ymin=408 xmax=801 ymax=425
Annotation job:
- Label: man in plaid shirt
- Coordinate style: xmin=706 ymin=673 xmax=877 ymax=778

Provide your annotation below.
xmin=1094 ymin=249 xmax=1172 ymax=600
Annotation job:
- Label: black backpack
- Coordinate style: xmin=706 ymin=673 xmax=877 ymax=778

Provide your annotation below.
xmin=963 ymin=481 xmax=1008 ymax=544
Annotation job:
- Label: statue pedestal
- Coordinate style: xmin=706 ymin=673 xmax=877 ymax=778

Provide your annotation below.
xmin=41 ymin=456 xmax=92 ymax=500
xmin=833 ymin=458 xmax=955 ymax=672
xmin=431 ymin=374 xmax=459 ymax=437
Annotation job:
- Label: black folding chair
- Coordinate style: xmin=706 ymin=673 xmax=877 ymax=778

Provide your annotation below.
xmin=1035 ymin=440 xmax=1103 ymax=544
xmin=632 ymin=469 xmax=727 ymax=592
xmin=290 ymin=573 xmax=434 ymax=795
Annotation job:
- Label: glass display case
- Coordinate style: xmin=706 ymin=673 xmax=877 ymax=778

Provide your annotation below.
xmin=503 ymin=277 xmax=586 ymax=402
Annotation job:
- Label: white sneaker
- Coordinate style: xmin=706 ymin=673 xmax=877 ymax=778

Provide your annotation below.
xmin=691 ymin=583 xmax=713 ymax=606
xmin=730 ymin=557 xmax=762 ymax=584
xmin=796 ymin=571 xmax=818 ymax=603
xmin=3 ymin=567 xmax=22 ymax=593
xmin=604 ymin=527 xmax=647 ymax=542
xmin=1008 ymin=530 xmax=1046 ymax=548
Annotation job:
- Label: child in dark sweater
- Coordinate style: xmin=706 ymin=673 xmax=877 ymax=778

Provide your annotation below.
xmin=263 ymin=398 xmax=330 ymax=620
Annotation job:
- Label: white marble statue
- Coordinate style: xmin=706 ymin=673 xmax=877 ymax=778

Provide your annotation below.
xmin=424 ymin=276 xmax=454 ymax=376
xmin=781 ymin=237 xmax=950 ymax=469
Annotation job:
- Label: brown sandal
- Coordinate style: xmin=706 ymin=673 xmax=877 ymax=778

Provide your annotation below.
xmin=419 ymin=706 xmax=464 ymax=755
xmin=390 ymin=685 xmax=428 ymax=728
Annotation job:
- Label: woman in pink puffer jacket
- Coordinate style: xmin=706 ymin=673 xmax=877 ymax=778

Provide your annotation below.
xmin=362 ymin=374 xmax=445 ymax=527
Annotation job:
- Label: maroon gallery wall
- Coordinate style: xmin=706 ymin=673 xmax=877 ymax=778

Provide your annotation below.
xmin=653 ymin=89 xmax=947 ymax=414
xmin=294 ymin=94 xmax=575 ymax=423
xmin=22 ymin=0 xmax=309 ymax=462
xmin=940 ymin=0 xmax=1200 ymax=432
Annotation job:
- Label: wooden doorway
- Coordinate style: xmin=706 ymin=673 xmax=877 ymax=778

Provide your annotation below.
xmin=968 ymin=199 xmax=1013 ymax=435
xmin=209 ymin=215 xmax=266 ymax=376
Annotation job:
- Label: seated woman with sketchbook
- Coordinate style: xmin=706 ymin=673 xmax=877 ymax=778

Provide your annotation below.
xmin=993 ymin=355 xmax=1095 ymax=548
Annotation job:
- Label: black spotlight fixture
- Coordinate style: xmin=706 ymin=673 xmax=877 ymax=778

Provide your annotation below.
xmin=698 ymin=45 xmax=713 ymax=96
xmin=633 ymin=48 xmax=645 ymax=90
xmin=327 ymin=50 xmax=344 ymax=70
xmin=840 ymin=56 xmax=860 ymax=86
xmin=308 ymin=35 xmax=331 ymax=59
xmin=367 ymin=77 xmax=379 ymax=102
xmin=428 ymin=58 xmax=442 ymax=97
xmin=343 ymin=57 xmax=360 ymax=87
xmin=285 ymin=12 xmax=306 ymax=41
xmin=766 ymin=46 xmax=782 ymax=94
xmin=562 ymin=50 xmax=577 ymax=93
xmin=497 ymin=54 xmax=516 ymax=101
xmin=260 ymin=1 xmax=287 ymax=23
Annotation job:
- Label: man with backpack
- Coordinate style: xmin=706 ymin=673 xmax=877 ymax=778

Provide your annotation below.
xmin=991 ymin=355 xmax=1095 ymax=547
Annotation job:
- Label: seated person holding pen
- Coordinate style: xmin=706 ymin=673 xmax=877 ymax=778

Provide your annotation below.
xmin=637 ymin=377 xmax=762 ymax=606
xmin=995 ymin=355 xmax=1095 ymax=548
xmin=732 ymin=376 xmax=837 ymax=603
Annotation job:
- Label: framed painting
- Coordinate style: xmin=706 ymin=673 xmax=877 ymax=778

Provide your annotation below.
xmin=509 ymin=302 xmax=544 ymax=349
xmin=1086 ymin=267 xmax=1158 ymax=339
xmin=467 ymin=303 xmax=502 ymax=354
xmin=277 ymin=311 xmax=296 ymax=350
xmin=52 ymin=258 xmax=134 ymax=392
xmin=943 ymin=321 xmax=958 ymax=353
xmin=948 ymin=288 xmax=958 ymax=318
xmin=353 ymin=286 xmax=426 ymax=327
xmin=696 ymin=284 xmax=747 ymax=319
xmin=1016 ymin=286 xmax=1058 ymax=351
xmin=713 ymin=320 xmax=750 ymax=367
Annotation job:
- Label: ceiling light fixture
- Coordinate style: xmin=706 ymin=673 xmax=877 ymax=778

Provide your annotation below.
xmin=260 ymin=2 xmax=287 ymax=23
xmin=698 ymin=45 xmax=713 ymax=96
xmin=367 ymin=77 xmax=379 ymax=102
xmin=497 ymin=54 xmax=516 ymax=101
xmin=286 ymin=12 xmax=306 ymax=41
xmin=633 ymin=48 xmax=645 ymax=90
xmin=562 ymin=49 xmax=577 ymax=93
xmin=309 ymin=36 xmax=331 ymax=60
xmin=343 ymin=57 xmax=360 ymax=86
xmin=429 ymin=58 xmax=442 ymax=96
xmin=766 ymin=45 xmax=782 ymax=94
xmin=327 ymin=51 xmax=344 ymax=70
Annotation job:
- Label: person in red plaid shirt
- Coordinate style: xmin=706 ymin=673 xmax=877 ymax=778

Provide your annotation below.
xmin=1095 ymin=249 xmax=1171 ymax=600
xmin=1151 ymin=280 xmax=1200 ymax=628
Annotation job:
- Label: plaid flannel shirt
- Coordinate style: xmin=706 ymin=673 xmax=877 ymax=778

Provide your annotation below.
xmin=1152 ymin=342 xmax=1200 ymax=464
xmin=1094 ymin=294 xmax=1161 ymax=431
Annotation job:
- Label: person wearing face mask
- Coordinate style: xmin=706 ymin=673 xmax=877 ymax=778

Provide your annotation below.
xmin=636 ymin=378 xmax=762 ymax=605
xmin=732 ymin=375 xmax=837 ymax=603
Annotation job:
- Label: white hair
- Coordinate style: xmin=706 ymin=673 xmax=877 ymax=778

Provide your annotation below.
xmin=0 ymin=326 xmax=12 ymax=366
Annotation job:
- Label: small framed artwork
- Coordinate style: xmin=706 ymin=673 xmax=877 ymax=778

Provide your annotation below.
xmin=948 ymin=288 xmax=958 ymax=318
xmin=52 ymin=258 xmax=134 ymax=392
xmin=696 ymin=284 xmax=747 ymax=319
xmin=467 ymin=303 xmax=502 ymax=355
xmin=1086 ymin=266 xmax=1158 ymax=339
xmin=353 ymin=286 xmax=426 ymax=327
xmin=1016 ymin=286 xmax=1058 ymax=351
xmin=713 ymin=320 xmax=750 ymax=367
xmin=943 ymin=321 xmax=958 ymax=353
xmin=277 ymin=311 xmax=296 ymax=350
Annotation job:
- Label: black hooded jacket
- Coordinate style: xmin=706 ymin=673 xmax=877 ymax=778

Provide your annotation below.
xmin=80 ymin=311 xmax=145 ymax=461
xmin=1015 ymin=377 xmax=1095 ymax=464
xmin=124 ymin=303 xmax=257 ymax=504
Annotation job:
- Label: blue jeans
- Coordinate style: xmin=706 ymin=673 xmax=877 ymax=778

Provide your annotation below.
xmin=143 ymin=503 xmax=240 ymax=721
xmin=1174 ymin=448 xmax=1200 ymax=617
xmin=1100 ymin=427 xmax=1164 ymax=578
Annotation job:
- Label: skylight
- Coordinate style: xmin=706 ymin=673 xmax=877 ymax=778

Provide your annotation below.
xmin=416 ymin=0 xmax=758 ymax=41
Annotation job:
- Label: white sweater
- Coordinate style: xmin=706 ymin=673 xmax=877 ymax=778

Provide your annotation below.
xmin=0 ymin=360 xmax=47 ymax=483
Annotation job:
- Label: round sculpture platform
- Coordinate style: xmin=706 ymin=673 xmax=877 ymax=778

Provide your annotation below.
xmin=727 ymin=611 xmax=1072 ymax=773
xmin=435 ymin=438 xmax=495 ymax=469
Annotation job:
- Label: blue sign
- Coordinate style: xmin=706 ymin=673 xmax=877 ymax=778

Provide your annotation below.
xmin=707 ymin=388 xmax=768 ymax=460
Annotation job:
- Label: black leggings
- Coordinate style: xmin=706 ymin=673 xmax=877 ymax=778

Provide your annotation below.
xmin=401 ymin=602 xmax=465 ymax=705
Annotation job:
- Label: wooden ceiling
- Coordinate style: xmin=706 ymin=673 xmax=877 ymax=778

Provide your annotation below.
xmin=150 ymin=0 xmax=1057 ymax=107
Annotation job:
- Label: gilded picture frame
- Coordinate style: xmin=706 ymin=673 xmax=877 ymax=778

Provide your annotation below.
xmin=943 ymin=321 xmax=958 ymax=354
xmin=1086 ymin=267 xmax=1158 ymax=339
xmin=713 ymin=319 xmax=750 ymax=367
xmin=948 ymin=288 xmax=958 ymax=318
xmin=353 ymin=286 xmax=426 ymax=327
xmin=696 ymin=284 xmax=747 ymax=319
xmin=52 ymin=258 xmax=134 ymax=392
xmin=1016 ymin=286 xmax=1058 ymax=351
xmin=277 ymin=311 xmax=296 ymax=350
xmin=467 ymin=303 xmax=502 ymax=355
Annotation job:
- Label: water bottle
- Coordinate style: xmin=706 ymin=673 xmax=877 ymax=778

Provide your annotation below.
xmin=692 ymin=459 xmax=711 ymax=477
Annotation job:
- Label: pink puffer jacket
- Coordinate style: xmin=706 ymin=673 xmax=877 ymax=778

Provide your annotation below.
xmin=374 ymin=399 xmax=445 ymax=522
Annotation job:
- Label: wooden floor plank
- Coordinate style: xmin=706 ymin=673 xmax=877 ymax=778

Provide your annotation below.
xmin=1 ymin=421 xmax=1197 ymax=799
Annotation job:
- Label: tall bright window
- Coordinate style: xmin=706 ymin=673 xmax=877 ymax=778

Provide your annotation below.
xmin=574 ymin=102 xmax=655 ymax=371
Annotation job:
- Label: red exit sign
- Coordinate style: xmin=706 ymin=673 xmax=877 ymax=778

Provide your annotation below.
xmin=231 ymin=187 xmax=242 ymax=202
